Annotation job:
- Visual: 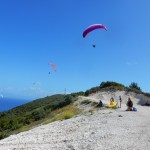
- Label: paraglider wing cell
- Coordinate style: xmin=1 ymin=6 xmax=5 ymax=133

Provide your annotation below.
xmin=83 ymin=24 xmax=107 ymax=38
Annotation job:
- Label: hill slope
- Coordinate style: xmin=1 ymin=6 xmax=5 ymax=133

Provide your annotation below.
xmin=0 ymin=90 xmax=150 ymax=150
xmin=0 ymin=94 xmax=78 ymax=139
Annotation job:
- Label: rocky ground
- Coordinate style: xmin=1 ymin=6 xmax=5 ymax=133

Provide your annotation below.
xmin=0 ymin=90 xmax=149 ymax=150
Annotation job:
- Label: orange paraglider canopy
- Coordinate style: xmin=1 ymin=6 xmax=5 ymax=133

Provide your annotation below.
xmin=48 ymin=62 xmax=57 ymax=72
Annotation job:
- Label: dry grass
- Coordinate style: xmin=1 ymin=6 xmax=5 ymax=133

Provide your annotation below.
xmin=43 ymin=105 xmax=81 ymax=124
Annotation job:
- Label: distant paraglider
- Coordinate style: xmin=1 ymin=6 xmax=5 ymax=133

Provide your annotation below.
xmin=33 ymin=81 xmax=41 ymax=86
xmin=83 ymin=24 xmax=107 ymax=48
xmin=83 ymin=24 xmax=107 ymax=38
xmin=48 ymin=61 xmax=57 ymax=75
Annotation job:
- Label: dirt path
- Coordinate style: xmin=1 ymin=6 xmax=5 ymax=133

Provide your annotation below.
xmin=0 ymin=92 xmax=149 ymax=150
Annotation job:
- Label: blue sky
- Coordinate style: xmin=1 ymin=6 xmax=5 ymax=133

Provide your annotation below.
xmin=0 ymin=0 xmax=150 ymax=100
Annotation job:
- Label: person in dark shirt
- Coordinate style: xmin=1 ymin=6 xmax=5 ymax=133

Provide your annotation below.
xmin=126 ymin=97 xmax=133 ymax=111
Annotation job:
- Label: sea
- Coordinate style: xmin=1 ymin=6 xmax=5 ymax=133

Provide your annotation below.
xmin=0 ymin=97 xmax=32 ymax=112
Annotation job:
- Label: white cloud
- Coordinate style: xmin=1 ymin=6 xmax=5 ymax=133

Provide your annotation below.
xmin=0 ymin=85 xmax=49 ymax=99
xmin=2 ymin=86 xmax=13 ymax=92
xmin=0 ymin=84 xmax=71 ymax=99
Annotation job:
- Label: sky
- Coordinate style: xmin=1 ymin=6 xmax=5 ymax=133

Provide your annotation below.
xmin=0 ymin=0 xmax=150 ymax=100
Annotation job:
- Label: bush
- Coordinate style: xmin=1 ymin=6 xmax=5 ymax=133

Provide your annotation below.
xmin=84 ymin=81 xmax=126 ymax=96
xmin=84 ymin=90 xmax=90 ymax=96
xmin=0 ymin=120 xmax=9 ymax=130
xmin=129 ymin=82 xmax=142 ymax=92
xmin=71 ymin=91 xmax=84 ymax=97
xmin=100 ymin=81 xmax=125 ymax=89
xmin=63 ymin=112 xmax=74 ymax=119
xmin=50 ymin=95 xmax=73 ymax=110
xmin=81 ymin=100 xmax=91 ymax=105
xmin=31 ymin=110 xmax=46 ymax=121
xmin=0 ymin=132 xmax=8 ymax=140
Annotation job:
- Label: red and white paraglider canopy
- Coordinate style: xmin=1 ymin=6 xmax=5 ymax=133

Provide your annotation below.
xmin=83 ymin=24 xmax=107 ymax=38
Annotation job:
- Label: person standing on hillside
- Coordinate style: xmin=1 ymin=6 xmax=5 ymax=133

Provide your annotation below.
xmin=119 ymin=96 xmax=122 ymax=108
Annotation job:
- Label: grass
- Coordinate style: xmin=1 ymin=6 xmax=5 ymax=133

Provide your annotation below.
xmin=1 ymin=105 xmax=81 ymax=139
xmin=43 ymin=105 xmax=81 ymax=124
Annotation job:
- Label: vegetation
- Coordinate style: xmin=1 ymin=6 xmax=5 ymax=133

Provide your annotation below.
xmin=84 ymin=81 xmax=148 ymax=96
xmin=43 ymin=105 xmax=81 ymax=124
xmin=0 ymin=94 xmax=78 ymax=140
xmin=71 ymin=91 xmax=84 ymax=97
xmin=129 ymin=82 xmax=142 ymax=92
xmin=81 ymin=100 xmax=92 ymax=105
xmin=100 ymin=81 xmax=125 ymax=89
xmin=0 ymin=80 xmax=149 ymax=140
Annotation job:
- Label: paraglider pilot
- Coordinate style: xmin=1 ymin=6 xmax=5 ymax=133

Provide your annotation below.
xmin=119 ymin=96 xmax=122 ymax=108
xmin=92 ymin=44 xmax=96 ymax=48
xmin=126 ymin=97 xmax=133 ymax=111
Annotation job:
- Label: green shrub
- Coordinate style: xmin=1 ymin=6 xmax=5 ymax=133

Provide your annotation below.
xmin=0 ymin=132 xmax=8 ymax=140
xmin=50 ymin=95 xmax=73 ymax=110
xmin=100 ymin=81 xmax=125 ymax=89
xmin=31 ymin=110 xmax=45 ymax=121
xmin=92 ymin=101 xmax=98 ymax=106
xmin=71 ymin=91 xmax=85 ymax=97
xmin=129 ymin=82 xmax=142 ymax=92
xmin=63 ymin=112 xmax=74 ymax=119
xmin=81 ymin=100 xmax=91 ymax=105
xmin=84 ymin=90 xmax=90 ymax=96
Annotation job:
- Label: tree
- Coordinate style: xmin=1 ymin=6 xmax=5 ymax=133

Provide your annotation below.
xmin=100 ymin=81 xmax=125 ymax=89
xmin=129 ymin=82 xmax=142 ymax=92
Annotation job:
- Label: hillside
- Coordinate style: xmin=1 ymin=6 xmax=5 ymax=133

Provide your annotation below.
xmin=0 ymin=90 xmax=150 ymax=149
xmin=0 ymin=94 xmax=80 ymax=139
xmin=0 ymin=81 xmax=150 ymax=140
